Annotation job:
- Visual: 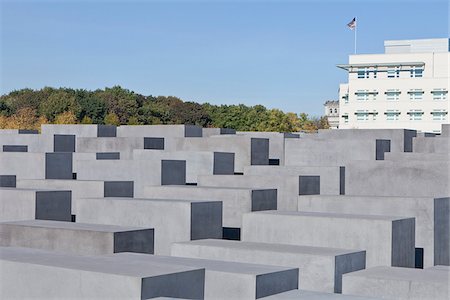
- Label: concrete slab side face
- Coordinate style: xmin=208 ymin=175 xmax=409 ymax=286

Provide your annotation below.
xmin=434 ymin=197 xmax=450 ymax=265
xmin=184 ymin=125 xmax=203 ymax=137
xmin=339 ymin=167 xmax=345 ymax=195
xmin=220 ymin=128 xmax=236 ymax=135
xmin=255 ymin=269 xmax=299 ymax=299
xmin=144 ymin=137 xmax=165 ymax=150
xmin=53 ymin=134 xmax=76 ymax=152
xmin=18 ymin=129 xmax=39 ymax=134
xmin=2 ymin=145 xmax=28 ymax=152
xmin=391 ymin=218 xmax=415 ymax=268
xmin=96 ymin=152 xmax=120 ymax=160
xmin=104 ymin=181 xmax=134 ymax=198
xmin=375 ymin=139 xmax=391 ymax=160
xmin=161 ymin=160 xmax=186 ymax=185
xmin=334 ymin=252 xmax=366 ymax=293
xmin=299 ymin=176 xmax=320 ymax=195
xmin=45 ymin=153 xmax=73 ymax=179
xmin=190 ymin=202 xmax=223 ymax=240
xmin=113 ymin=229 xmax=154 ymax=254
xmin=97 ymin=125 xmax=117 ymax=137
xmin=141 ymin=269 xmax=205 ymax=299
xmin=251 ymin=189 xmax=277 ymax=211
xmin=0 ymin=175 xmax=16 ymax=187
xmin=35 ymin=191 xmax=72 ymax=221
xmin=251 ymin=138 xmax=269 ymax=165
xmin=213 ymin=152 xmax=235 ymax=175
xmin=403 ymin=129 xmax=417 ymax=152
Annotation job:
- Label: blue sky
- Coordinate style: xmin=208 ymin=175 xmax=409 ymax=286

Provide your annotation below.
xmin=0 ymin=0 xmax=448 ymax=116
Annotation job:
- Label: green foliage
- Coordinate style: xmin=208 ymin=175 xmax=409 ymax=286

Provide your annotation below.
xmin=0 ymin=86 xmax=326 ymax=132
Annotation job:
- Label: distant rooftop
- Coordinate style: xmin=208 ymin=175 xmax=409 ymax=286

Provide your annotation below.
xmin=384 ymin=38 xmax=449 ymax=54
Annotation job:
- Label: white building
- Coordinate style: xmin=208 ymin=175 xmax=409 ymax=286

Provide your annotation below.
xmin=337 ymin=38 xmax=449 ymax=133
xmin=324 ymin=100 xmax=339 ymax=129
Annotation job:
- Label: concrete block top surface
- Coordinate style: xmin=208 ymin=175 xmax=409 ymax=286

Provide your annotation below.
xmin=0 ymin=187 xmax=71 ymax=193
xmin=0 ymin=247 xmax=201 ymax=278
xmin=147 ymin=186 xmax=256 ymax=192
xmin=247 ymin=211 xmax=410 ymax=222
xmin=112 ymin=252 xmax=297 ymax=275
xmin=264 ymin=289 xmax=377 ymax=299
xmin=343 ymin=266 xmax=449 ymax=283
xmin=174 ymin=239 xmax=365 ymax=256
xmin=80 ymin=197 xmax=218 ymax=204
xmin=0 ymin=220 xmax=152 ymax=233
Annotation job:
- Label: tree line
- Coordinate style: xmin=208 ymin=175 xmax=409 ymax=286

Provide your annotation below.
xmin=0 ymin=86 xmax=329 ymax=132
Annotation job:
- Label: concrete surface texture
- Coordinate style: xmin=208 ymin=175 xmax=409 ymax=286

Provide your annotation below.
xmin=0 ymin=124 xmax=449 ymax=299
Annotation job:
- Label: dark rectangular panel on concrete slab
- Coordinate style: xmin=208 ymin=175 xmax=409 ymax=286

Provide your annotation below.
xmin=184 ymin=125 xmax=203 ymax=137
xmin=2 ymin=145 xmax=28 ymax=152
xmin=415 ymin=248 xmax=424 ymax=269
xmin=376 ymin=139 xmax=391 ymax=160
xmin=334 ymin=252 xmax=366 ymax=293
xmin=45 ymin=152 xmax=73 ymax=179
xmin=213 ymin=152 xmax=235 ymax=175
xmin=161 ymin=160 xmax=186 ymax=185
xmin=53 ymin=134 xmax=75 ymax=152
xmin=18 ymin=129 xmax=39 ymax=134
xmin=96 ymin=152 xmax=120 ymax=160
xmin=223 ymin=227 xmax=240 ymax=240
xmin=35 ymin=191 xmax=72 ymax=221
xmin=97 ymin=125 xmax=117 ymax=137
xmin=299 ymin=176 xmax=320 ymax=195
xmin=434 ymin=197 xmax=450 ymax=266
xmin=144 ymin=137 xmax=165 ymax=150
xmin=404 ymin=129 xmax=417 ymax=152
xmin=190 ymin=202 xmax=223 ymax=240
xmin=339 ymin=166 xmax=345 ymax=195
xmin=391 ymin=218 xmax=415 ymax=267
xmin=283 ymin=133 xmax=300 ymax=138
xmin=269 ymin=159 xmax=280 ymax=166
xmin=220 ymin=128 xmax=236 ymax=135
xmin=0 ymin=175 xmax=16 ymax=187
xmin=255 ymin=269 xmax=299 ymax=299
xmin=113 ymin=229 xmax=154 ymax=254
xmin=251 ymin=189 xmax=277 ymax=211
xmin=251 ymin=138 xmax=269 ymax=165
xmin=104 ymin=181 xmax=134 ymax=198
xmin=141 ymin=268 xmax=205 ymax=300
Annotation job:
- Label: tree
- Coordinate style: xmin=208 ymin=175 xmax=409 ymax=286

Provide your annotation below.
xmin=6 ymin=107 xmax=38 ymax=129
xmin=97 ymin=86 xmax=138 ymax=124
xmin=80 ymin=115 xmax=93 ymax=124
xmin=104 ymin=112 xmax=120 ymax=126
xmin=127 ymin=116 xmax=140 ymax=125
xmin=54 ymin=111 xmax=77 ymax=124
xmin=39 ymin=90 xmax=80 ymax=122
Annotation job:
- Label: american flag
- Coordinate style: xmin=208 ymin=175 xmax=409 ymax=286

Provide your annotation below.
xmin=347 ymin=18 xmax=356 ymax=30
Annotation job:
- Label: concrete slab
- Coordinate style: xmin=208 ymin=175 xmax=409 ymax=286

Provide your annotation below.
xmin=0 ymin=188 xmax=72 ymax=222
xmin=112 ymin=252 xmax=298 ymax=299
xmin=0 ymin=220 xmax=154 ymax=255
xmin=142 ymin=186 xmax=277 ymax=228
xmin=297 ymin=195 xmax=450 ymax=267
xmin=76 ymin=197 xmax=222 ymax=255
xmin=342 ymin=266 xmax=450 ymax=300
xmin=0 ymin=246 xmax=205 ymax=299
xmin=263 ymin=289 xmax=378 ymax=299
xmin=242 ymin=211 xmax=415 ymax=268
xmin=171 ymin=239 xmax=366 ymax=293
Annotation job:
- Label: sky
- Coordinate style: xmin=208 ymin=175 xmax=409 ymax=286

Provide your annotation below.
xmin=0 ymin=0 xmax=448 ymax=116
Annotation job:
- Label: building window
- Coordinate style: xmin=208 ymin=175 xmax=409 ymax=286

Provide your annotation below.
xmin=373 ymin=68 xmax=378 ymax=79
xmin=355 ymin=90 xmax=377 ymax=101
xmin=432 ymin=89 xmax=448 ymax=101
xmin=410 ymin=66 xmax=423 ymax=78
xmin=357 ymin=68 xmax=369 ymax=79
xmin=385 ymin=110 xmax=400 ymax=121
xmin=408 ymin=111 xmax=423 ymax=121
xmin=342 ymin=115 xmax=349 ymax=124
xmin=385 ymin=90 xmax=401 ymax=101
xmin=431 ymin=111 xmax=447 ymax=121
xmin=387 ymin=67 xmax=400 ymax=78
xmin=329 ymin=108 xmax=333 ymax=114
xmin=342 ymin=94 xmax=349 ymax=104
xmin=355 ymin=110 xmax=369 ymax=121
xmin=334 ymin=108 xmax=338 ymax=114
xmin=409 ymin=89 xmax=424 ymax=101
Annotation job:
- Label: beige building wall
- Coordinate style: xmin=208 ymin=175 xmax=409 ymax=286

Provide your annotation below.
xmin=338 ymin=38 xmax=449 ymax=133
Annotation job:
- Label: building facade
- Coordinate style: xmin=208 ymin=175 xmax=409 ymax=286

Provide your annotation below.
xmin=337 ymin=38 xmax=449 ymax=133
xmin=324 ymin=100 xmax=339 ymax=129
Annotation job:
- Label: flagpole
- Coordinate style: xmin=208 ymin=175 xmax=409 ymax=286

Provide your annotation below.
xmin=354 ymin=17 xmax=357 ymax=54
